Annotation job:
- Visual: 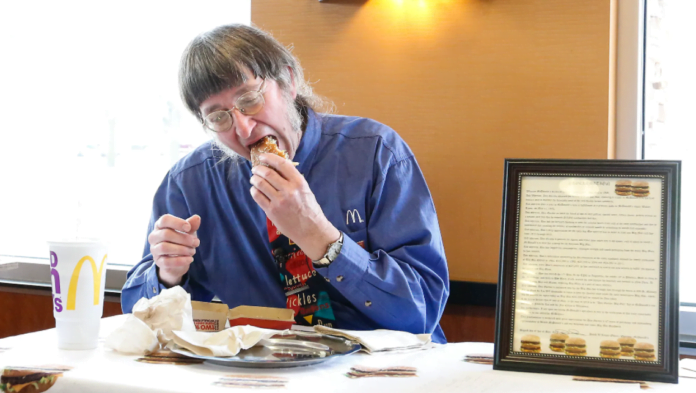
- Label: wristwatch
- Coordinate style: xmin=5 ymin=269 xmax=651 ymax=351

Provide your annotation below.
xmin=312 ymin=232 xmax=344 ymax=267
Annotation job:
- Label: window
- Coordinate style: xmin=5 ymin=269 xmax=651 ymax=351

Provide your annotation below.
xmin=643 ymin=0 xmax=695 ymax=306
xmin=0 ymin=1 xmax=251 ymax=267
xmin=616 ymin=0 xmax=695 ymax=340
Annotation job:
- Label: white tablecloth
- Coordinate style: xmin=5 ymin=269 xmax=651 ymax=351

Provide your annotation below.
xmin=0 ymin=315 xmax=694 ymax=392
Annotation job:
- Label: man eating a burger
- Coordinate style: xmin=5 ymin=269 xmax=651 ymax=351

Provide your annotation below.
xmin=121 ymin=24 xmax=450 ymax=342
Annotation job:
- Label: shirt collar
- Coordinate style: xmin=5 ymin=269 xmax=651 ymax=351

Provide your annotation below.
xmin=293 ymin=108 xmax=321 ymax=174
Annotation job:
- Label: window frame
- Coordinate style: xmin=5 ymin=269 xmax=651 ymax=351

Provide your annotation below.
xmin=0 ymin=257 xmax=128 ymax=296
xmin=615 ymin=0 xmax=645 ymax=161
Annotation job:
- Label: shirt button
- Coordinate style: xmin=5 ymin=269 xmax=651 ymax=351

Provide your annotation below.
xmin=325 ymin=277 xmax=330 ymax=282
xmin=336 ymin=275 xmax=344 ymax=282
xmin=152 ymin=287 xmax=157 ymax=294
xmin=365 ymin=300 xmax=372 ymax=307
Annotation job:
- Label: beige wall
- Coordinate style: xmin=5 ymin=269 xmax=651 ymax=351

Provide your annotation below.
xmin=254 ymin=0 xmax=616 ymax=283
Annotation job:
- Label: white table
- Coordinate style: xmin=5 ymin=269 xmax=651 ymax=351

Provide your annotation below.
xmin=1 ymin=315 xmax=694 ymax=392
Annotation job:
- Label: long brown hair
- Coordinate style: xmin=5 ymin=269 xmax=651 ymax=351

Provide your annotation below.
xmin=178 ymin=24 xmax=327 ymax=123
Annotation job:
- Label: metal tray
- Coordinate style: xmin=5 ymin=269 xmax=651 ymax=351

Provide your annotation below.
xmin=171 ymin=330 xmax=361 ymax=368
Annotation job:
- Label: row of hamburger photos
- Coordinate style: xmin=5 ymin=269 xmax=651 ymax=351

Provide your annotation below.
xmin=520 ymin=334 xmax=656 ymax=361
xmin=615 ymin=180 xmax=650 ymax=197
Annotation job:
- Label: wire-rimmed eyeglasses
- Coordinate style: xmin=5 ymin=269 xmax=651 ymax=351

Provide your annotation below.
xmin=202 ymin=79 xmax=266 ymax=133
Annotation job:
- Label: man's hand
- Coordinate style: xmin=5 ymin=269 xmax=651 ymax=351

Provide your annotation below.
xmin=148 ymin=214 xmax=201 ymax=287
xmin=250 ymin=154 xmax=340 ymax=261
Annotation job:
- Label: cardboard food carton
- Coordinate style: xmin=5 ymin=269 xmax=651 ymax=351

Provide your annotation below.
xmin=191 ymin=301 xmax=229 ymax=332
xmin=228 ymin=306 xmax=295 ymax=330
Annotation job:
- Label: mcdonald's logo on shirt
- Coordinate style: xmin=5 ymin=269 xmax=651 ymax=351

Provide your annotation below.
xmin=66 ymin=254 xmax=107 ymax=311
xmin=346 ymin=209 xmax=364 ymax=225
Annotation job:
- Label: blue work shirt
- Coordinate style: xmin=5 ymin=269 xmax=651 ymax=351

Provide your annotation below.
xmin=122 ymin=109 xmax=450 ymax=343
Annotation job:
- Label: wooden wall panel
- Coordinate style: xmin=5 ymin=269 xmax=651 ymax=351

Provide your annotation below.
xmin=0 ymin=288 xmax=122 ymax=339
xmin=253 ymin=0 xmax=615 ymax=283
xmin=0 ymin=289 xmax=493 ymax=343
xmin=440 ymin=304 xmax=496 ymax=343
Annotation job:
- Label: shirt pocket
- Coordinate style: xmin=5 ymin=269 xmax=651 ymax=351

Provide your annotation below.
xmin=345 ymin=228 xmax=368 ymax=251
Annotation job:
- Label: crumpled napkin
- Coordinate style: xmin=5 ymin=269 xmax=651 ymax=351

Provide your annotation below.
xmin=313 ymin=326 xmax=432 ymax=354
xmin=132 ymin=286 xmax=196 ymax=345
xmin=105 ymin=286 xmax=196 ymax=355
xmin=105 ymin=314 xmax=159 ymax=355
xmin=170 ymin=326 xmax=278 ymax=357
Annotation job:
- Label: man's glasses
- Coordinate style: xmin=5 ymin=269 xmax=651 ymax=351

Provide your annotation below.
xmin=203 ymin=79 xmax=266 ymax=133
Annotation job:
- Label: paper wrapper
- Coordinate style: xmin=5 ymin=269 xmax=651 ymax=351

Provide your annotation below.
xmin=105 ymin=315 xmax=159 ymax=355
xmin=171 ymin=326 xmax=278 ymax=357
xmin=313 ymin=326 xmax=432 ymax=353
xmin=132 ymin=286 xmax=196 ymax=344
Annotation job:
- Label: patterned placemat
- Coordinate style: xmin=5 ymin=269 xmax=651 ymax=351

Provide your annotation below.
xmin=346 ymin=365 xmax=417 ymax=378
xmin=573 ymin=376 xmax=650 ymax=390
xmin=463 ymin=353 xmax=493 ymax=365
xmin=213 ymin=375 xmax=289 ymax=389
xmin=136 ymin=350 xmax=204 ymax=365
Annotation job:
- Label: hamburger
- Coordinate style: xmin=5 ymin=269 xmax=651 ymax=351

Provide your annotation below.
xmin=564 ymin=337 xmax=587 ymax=356
xmin=520 ymin=334 xmax=541 ymax=353
xmin=599 ymin=340 xmax=621 ymax=359
xmin=1 ymin=367 xmax=66 ymax=393
xmin=549 ymin=333 xmax=569 ymax=352
xmin=615 ymin=180 xmax=633 ymax=196
xmin=250 ymin=136 xmax=289 ymax=167
xmin=618 ymin=336 xmax=637 ymax=357
xmin=634 ymin=342 xmax=656 ymax=361
xmin=631 ymin=181 xmax=650 ymax=197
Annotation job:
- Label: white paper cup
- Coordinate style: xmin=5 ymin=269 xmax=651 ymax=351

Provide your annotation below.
xmin=48 ymin=239 xmax=107 ymax=350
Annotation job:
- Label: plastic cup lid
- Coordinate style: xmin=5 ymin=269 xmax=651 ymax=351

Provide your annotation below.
xmin=47 ymin=238 xmax=106 ymax=247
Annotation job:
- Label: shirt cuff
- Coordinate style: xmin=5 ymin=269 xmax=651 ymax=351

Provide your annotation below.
xmin=149 ymin=264 xmax=190 ymax=297
xmin=146 ymin=264 xmax=169 ymax=297
xmin=315 ymin=235 xmax=369 ymax=291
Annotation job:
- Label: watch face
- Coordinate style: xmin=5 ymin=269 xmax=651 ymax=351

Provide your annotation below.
xmin=327 ymin=241 xmax=342 ymax=261
xmin=317 ymin=233 xmax=343 ymax=264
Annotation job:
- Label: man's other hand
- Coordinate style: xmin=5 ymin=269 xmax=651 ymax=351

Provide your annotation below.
xmin=148 ymin=214 xmax=201 ymax=287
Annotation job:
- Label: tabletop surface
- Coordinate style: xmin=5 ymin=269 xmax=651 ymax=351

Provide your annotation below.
xmin=1 ymin=315 xmax=695 ymax=393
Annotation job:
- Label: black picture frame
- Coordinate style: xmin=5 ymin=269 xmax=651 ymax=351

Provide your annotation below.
xmin=493 ymin=159 xmax=680 ymax=384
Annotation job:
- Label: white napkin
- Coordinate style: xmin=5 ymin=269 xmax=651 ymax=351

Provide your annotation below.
xmin=313 ymin=326 xmax=432 ymax=354
xmin=132 ymin=286 xmax=196 ymax=345
xmin=170 ymin=326 xmax=278 ymax=357
xmin=105 ymin=286 xmax=197 ymax=355
xmin=104 ymin=315 xmax=159 ymax=355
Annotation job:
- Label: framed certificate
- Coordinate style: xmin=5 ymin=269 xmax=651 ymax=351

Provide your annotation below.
xmin=493 ymin=159 xmax=680 ymax=384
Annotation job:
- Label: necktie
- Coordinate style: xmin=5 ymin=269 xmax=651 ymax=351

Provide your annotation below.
xmin=267 ymin=218 xmax=337 ymax=327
